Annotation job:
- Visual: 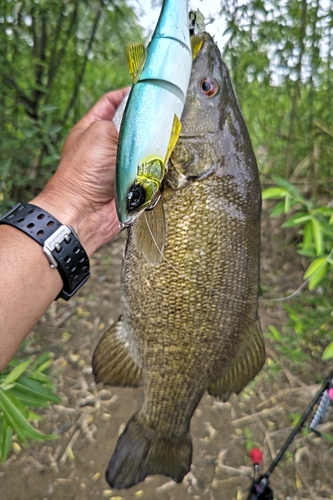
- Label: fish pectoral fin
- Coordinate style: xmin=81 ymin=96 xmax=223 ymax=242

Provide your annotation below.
xmin=126 ymin=42 xmax=146 ymax=83
xmin=132 ymin=198 xmax=166 ymax=266
xmin=92 ymin=317 xmax=143 ymax=387
xmin=207 ymin=319 xmax=265 ymax=401
xmin=106 ymin=411 xmax=192 ymax=489
xmin=164 ymin=114 xmax=182 ymax=165
xmin=190 ymin=35 xmax=203 ymax=60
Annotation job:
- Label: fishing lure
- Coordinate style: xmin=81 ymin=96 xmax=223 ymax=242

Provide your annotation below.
xmin=115 ymin=0 xmax=200 ymax=232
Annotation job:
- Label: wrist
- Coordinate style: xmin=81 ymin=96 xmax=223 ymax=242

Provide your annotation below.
xmin=31 ymin=182 xmax=120 ymax=257
xmin=0 ymin=203 xmax=90 ymax=301
xmin=31 ymin=190 xmax=88 ymax=250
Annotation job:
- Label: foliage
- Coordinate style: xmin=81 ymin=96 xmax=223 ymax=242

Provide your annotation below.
xmin=0 ymin=0 xmax=143 ymax=211
xmin=263 ymin=176 xmax=333 ymax=363
xmin=220 ymin=0 xmax=333 ymax=191
xmin=243 ymin=427 xmax=259 ymax=453
xmin=0 ymin=353 xmax=61 ymax=463
xmin=219 ymin=0 xmax=333 ymax=364
xmin=262 ymin=175 xmax=333 ymax=290
xmin=265 ymin=286 xmax=333 ymax=365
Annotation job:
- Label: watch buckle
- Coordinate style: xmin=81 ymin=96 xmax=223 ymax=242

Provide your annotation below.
xmin=43 ymin=225 xmax=75 ymax=268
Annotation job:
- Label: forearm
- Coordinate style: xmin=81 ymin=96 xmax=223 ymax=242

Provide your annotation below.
xmin=0 ymin=225 xmax=63 ymax=371
xmin=0 ymin=195 xmax=120 ymax=372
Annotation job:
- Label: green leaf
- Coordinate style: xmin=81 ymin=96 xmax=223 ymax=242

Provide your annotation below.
xmin=270 ymin=200 xmax=285 ymax=217
xmin=312 ymin=206 xmax=333 ymax=217
xmin=29 ymin=372 xmax=53 ymax=384
xmin=281 ymin=213 xmax=310 ymax=228
xmin=27 ymin=411 xmax=43 ymax=422
xmin=36 ymin=360 xmax=54 ymax=373
xmin=304 ymin=257 xmax=327 ymax=279
xmin=1 ymin=360 xmax=32 ymax=386
xmin=268 ymin=325 xmax=282 ymax=341
xmin=262 ymin=187 xmax=287 ymax=199
xmin=297 ymin=248 xmax=317 ymax=258
xmin=0 ymin=417 xmax=12 ymax=463
xmin=0 ymin=389 xmax=56 ymax=443
xmin=302 ymin=221 xmax=313 ymax=250
xmin=304 ymin=258 xmax=328 ymax=289
xmin=284 ymin=195 xmax=292 ymax=213
xmin=49 ymin=125 xmax=62 ymax=135
xmin=31 ymin=352 xmax=53 ymax=370
xmin=311 ymin=218 xmax=324 ymax=256
xmin=322 ymin=342 xmax=333 ymax=361
xmin=10 ymin=384 xmax=54 ymax=408
xmin=12 ymin=376 xmax=61 ymax=407
xmin=271 ymin=176 xmax=313 ymax=209
xmin=271 ymin=175 xmax=307 ymax=203
xmin=271 ymin=175 xmax=300 ymax=196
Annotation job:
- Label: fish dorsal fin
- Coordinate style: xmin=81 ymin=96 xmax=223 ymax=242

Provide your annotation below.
xmin=190 ymin=35 xmax=203 ymax=60
xmin=92 ymin=317 xmax=143 ymax=387
xmin=165 ymin=114 xmax=182 ymax=165
xmin=207 ymin=319 xmax=265 ymax=401
xmin=132 ymin=198 xmax=166 ymax=266
xmin=126 ymin=42 xmax=146 ymax=83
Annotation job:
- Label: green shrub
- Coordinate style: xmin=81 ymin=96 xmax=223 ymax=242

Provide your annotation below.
xmin=0 ymin=353 xmax=61 ymax=463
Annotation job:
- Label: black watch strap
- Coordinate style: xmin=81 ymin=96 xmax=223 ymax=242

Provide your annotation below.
xmin=0 ymin=203 xmax=90 ymax=301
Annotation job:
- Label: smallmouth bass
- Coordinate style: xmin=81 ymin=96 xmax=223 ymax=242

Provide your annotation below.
xmin=93 ymin=31 xmax=265 ymax=490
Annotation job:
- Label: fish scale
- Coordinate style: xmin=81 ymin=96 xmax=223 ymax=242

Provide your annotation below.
xmin=93 ymin=32 xmax=265 ymax=489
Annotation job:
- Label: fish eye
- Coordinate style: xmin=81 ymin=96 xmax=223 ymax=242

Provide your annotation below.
xmin=127 ymin=184 xmax=146 ymax=213
xmin=200 ymin=77 xmax=218 ymax=98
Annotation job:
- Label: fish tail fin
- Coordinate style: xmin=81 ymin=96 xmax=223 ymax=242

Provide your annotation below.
xmin=106 ymin=412 xmax=192 ymax=489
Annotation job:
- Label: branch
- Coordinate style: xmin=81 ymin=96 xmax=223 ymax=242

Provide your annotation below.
xmin=285 ymin=0 xmax=307 ymax=178
xmin=61 ymin=0 xmax=104 ymax=126
xmin=1 ymin=73 xmax=37 ymax=119
xmin=46 ymin=1 xmax=75 ymax=93
xmin=48 ymin=0 xmax=79 ymax=92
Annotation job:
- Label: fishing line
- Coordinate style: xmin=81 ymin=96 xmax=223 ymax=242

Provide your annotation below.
xmin=143 ymin=211 xmax=197 ymax=284
xmin=259 ymin=247 xmax=333 ymax=303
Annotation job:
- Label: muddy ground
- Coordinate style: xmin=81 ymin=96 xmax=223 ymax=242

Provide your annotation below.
xmin=1 ymin=212 xmax=332 ymax=500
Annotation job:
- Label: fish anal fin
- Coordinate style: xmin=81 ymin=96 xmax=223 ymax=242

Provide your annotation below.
xmin=106 ymin=411 xmax=192 ymax=489
xmin=165 ymin=114 xmax=182 ymax=165
xmin=126 ymin=43 xmax=146 ymax=83
xmin=208 ymin=320 xmax=265 ymax=401
xmin=190 ymin=35 xmax=203 ymax=60
xmin=132 ymin=199 xmax=166 ymax=266
xmin=92 ymin=317 xmax=142 ymax=387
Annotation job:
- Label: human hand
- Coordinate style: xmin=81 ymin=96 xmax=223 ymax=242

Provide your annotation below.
xmin=32 ymin=87 xmax=130 ymax=256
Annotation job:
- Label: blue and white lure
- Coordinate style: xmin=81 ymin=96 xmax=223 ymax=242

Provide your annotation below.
xmin=115 ymin=0 xmax=197 ymax=229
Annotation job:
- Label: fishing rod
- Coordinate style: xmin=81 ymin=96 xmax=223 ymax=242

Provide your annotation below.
xmin=246 ymin=368 xmax=333 ymax=500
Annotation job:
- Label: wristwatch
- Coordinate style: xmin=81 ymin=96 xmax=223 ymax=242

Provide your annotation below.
xmin=0 ymin=203 xmax=90 ymax=300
